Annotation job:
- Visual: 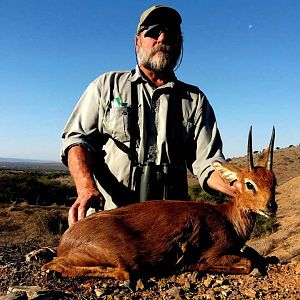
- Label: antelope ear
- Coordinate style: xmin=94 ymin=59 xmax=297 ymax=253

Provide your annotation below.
xmin=212 ymin=161 xmax=241 ymax=183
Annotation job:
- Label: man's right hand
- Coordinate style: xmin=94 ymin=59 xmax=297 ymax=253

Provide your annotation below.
xmin=67 ymin=145 xmax=104 ymax=227
xmin=68 ymin=187 xmax=104 ymax=226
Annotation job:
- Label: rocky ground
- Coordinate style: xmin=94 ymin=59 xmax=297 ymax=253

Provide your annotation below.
xmin=0 ymin=243 xmax=299 ymax=299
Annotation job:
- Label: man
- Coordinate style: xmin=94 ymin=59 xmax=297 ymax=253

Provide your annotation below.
xmin=62 ymin=5 xmax=238 ymax=226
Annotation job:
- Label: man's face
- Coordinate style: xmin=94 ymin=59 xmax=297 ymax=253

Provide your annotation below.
xmin=136 ymin=24 xmax=182 ymax=73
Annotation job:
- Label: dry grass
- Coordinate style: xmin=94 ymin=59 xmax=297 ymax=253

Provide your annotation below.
xmin=0 ymin=203 xmax=68 ymax=246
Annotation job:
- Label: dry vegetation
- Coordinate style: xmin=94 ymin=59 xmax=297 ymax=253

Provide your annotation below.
xmin=0 ymin=204 xmax=69 ymax=246
xmin=0 ymin=145 xmax=300 ymax=298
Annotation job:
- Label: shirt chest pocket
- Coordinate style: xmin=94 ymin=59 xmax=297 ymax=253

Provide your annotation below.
xmin=103 ymin=107 xmax=130 ymax=142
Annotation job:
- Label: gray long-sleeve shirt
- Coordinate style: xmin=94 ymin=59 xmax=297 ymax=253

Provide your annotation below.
xmin=61 ymin=66 xmax=225 ymax=209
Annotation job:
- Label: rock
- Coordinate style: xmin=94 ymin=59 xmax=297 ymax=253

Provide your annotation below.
xmin=5 ymin=286 xmax=66 ymax=300
xmin=206 ymin=289 xmax=216 ymax=300
xmin=184 ymin=280 xmax=191 ymax=290
xmin=289 ymin=261 xmax=300 ymax=274
xmin=135 ymin=279 xmax=145 ymax=291
xmin=250 ymin=268 xmax=263 ymax=277
xmin=166 ymin=286 xmax=181 ymax=299
xmin=189 ymin=271 xmax=199 ymax=283
xmin=203 ymin=276 xmax=214 ymax=288
xmin=212 ymin=279 xmax=224 ymax=288
xmin=94 ymin=288 xmax=105 ymax=297
xmin=232 ymin=280 xmax=239 ymax=287
xmin=242 ymin=287 xmax=257 ymax=298
xmin=8 ymin=286 xmax=42 ymax=299
xmin=0 ymin=291 xmax=27 ymax=300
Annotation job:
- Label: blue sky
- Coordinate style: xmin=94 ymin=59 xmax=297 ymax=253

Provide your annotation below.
xmin=0 ymin=0 xmax=299 ymax=161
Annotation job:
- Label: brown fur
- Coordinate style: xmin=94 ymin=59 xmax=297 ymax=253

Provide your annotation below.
xmin=43 ymin=160 xmax=276 ymax=281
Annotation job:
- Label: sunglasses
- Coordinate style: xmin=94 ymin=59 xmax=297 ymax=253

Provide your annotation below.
xmin=140 ymin=24 xmax=181 ymax=41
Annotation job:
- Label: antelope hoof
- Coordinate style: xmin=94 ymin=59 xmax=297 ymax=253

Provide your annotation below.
xmin=250 ymin=268 xmax=264 ymax=277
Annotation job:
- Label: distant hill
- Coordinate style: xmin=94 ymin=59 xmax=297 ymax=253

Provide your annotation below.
xmin=0 ymin=157 xmax=57 ymax=163
xmin=0 ymin=157 xmax=67 ymax=171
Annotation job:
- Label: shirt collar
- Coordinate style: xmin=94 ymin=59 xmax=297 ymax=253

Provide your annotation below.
xmin=129 ymin=65 xmax=178 ymax=87
xmin=129 ymin=66 xmax=147 ymax=83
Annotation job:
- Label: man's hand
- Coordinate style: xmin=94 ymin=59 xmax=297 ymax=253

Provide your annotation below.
xmin=67 ymin=146 xmax=104 ymax=227
xmin=68 ymin=187 xmax=104 ymax=226
xmin=206 ymin=170 xmax=242 ymax=197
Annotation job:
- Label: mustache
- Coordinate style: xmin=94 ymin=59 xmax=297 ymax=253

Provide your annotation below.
xmin=151 ymin=44 xmax=173 ymax=54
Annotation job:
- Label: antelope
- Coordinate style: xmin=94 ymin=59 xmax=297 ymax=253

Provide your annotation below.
xmin=43 ymin=127 xmax=276 ymax=282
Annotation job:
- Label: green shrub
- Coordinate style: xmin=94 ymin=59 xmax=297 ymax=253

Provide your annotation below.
xmin=188 ymin=184 xmax=229 ymax=204
xmin=251 ymin=215 xmax=278 ymax=238
xmin=0 ymin=171 xmax=76 ymax=206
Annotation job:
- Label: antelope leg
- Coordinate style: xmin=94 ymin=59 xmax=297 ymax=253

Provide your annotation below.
xmin=187 ymin=255 xmax=252 ymax=275
xmin=43 ymin=257 xmax=130 ymax=280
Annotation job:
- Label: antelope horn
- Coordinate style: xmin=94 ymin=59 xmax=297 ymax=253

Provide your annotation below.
xmin=247 ymin=126 xmax=254 ymax=171
xmin=266 ymin=126 xmax=275 ymax=170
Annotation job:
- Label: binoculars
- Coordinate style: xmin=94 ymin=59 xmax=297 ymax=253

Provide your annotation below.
xmin=137 ymin=163 xmax=187 ymax=202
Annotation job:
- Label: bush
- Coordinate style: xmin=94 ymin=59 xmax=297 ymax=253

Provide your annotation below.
xmin=251 ymin=215 xmax=278 ymax=238
xmin=0 ymin=171 xmax=76 ymax=206
xmin=188 ymin=184 xmax=229 ymax=204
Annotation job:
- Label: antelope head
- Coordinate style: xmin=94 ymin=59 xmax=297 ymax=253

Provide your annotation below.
xmin=212 ymin=127 xmax=277 ymax=218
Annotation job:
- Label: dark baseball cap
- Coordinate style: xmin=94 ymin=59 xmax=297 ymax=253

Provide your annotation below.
xmin=137 ymin=5 xmax=182 ymax=34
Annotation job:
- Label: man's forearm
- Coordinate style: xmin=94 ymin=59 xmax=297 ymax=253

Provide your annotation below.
xmin=67 ymin=146 xmax=97 ymax=192
xmin=67 ymin=146 xmax=103 ymax=225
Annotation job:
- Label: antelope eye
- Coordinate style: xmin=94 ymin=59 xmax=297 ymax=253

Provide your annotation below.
xmin=245 ymin=181 xmax=255 ymax=192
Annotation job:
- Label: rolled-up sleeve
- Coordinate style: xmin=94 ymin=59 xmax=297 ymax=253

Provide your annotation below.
xmin=61 ymin=80 xmax=104 ymax=165
xmin=191 ymin=93 xmax=225 ymax=191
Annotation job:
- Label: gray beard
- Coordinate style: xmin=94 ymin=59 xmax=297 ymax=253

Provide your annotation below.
xmin=137 ymin=44 xmax=181 ymax=73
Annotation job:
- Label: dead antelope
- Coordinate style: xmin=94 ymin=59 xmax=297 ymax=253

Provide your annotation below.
xmin=43 ymin=127 xmax=276 ymax=281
